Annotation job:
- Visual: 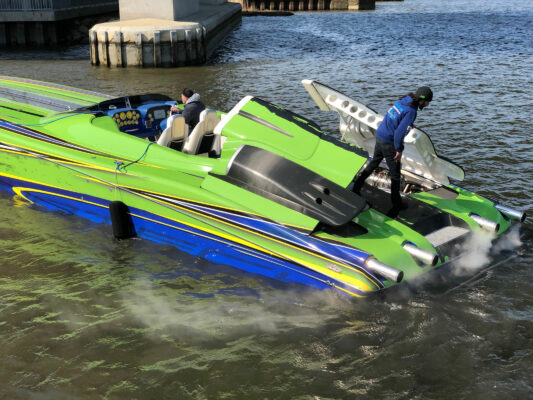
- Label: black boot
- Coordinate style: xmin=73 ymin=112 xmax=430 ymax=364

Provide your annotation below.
xmin=386 ymin=179 xmax=404 ymax=218
xmin=352 ymin=169 xmax=372 ymax=195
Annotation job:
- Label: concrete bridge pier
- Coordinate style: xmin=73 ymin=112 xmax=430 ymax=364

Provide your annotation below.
xmin=89 ymin=0 xmax=242 ymax=68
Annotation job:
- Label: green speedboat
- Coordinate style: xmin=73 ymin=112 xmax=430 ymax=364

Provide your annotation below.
xmin=0 ymin=76 xmax=525 ymax=298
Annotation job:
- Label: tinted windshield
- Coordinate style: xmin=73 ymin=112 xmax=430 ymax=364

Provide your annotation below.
xmin=76 ymin=94 xmax=174 ymax=112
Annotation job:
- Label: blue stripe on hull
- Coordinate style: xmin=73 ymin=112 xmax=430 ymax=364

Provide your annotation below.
xmin=179 ymin=201 xmax=372 ymax=270
xmin=0 ymin=176 xmax=349 ymax=295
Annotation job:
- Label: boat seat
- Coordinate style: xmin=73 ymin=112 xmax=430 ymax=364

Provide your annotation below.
xmin=210 ymin=134 xmax=225 ymax=158
xmin=210 ymin=112 xmax=228 ymax=158
xmin=182 ymin=109 xmax=219 ymax=155
xmin=157 ymin=115 xmax=188 ymax=148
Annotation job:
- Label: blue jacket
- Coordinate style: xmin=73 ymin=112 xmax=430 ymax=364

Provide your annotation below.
xmin=376 ymin=96 xmax=417 ymax=152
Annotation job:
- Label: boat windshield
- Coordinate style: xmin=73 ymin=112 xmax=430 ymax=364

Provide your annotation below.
xmin=76 ymin=94 xmax=174 ymax=112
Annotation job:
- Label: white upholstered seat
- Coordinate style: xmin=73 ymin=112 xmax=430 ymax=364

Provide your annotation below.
xmin=182 ymin=109 xmax=220 ymax=155
xmin=157 ymin=115 xmax=188 ymax=147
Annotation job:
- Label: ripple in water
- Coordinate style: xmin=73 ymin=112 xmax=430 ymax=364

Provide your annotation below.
xmin=0 ymin=0 xmax=532 ymax=398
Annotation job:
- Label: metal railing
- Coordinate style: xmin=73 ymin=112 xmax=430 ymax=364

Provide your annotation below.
xmin=0 ymin=0 xmax=52 ymax=10
xmin=0 ymin=0 xmax=116 ymax=11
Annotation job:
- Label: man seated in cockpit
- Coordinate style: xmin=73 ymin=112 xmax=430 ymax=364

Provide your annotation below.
xmin=168 ymin=88 xmax=205 ymax=131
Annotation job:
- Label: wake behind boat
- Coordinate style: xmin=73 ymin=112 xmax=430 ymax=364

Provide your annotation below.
xmin=0 ymin=76 xmax=525 ymax=298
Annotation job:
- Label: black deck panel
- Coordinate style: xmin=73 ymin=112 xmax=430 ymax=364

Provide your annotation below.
xmin=217 ymin=145 xmax=367 ymax=227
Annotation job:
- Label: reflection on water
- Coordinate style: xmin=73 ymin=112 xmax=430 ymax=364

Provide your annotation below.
xmin=0 ymin=0 xmax=532 ymax=398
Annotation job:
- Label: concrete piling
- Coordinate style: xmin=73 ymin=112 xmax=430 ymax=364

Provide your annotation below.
xmin=196 ymin=27 xmax=206 ymax=64
xmin=134 ymin=33 xmax=143 ymax=66
xmin=170 ymin=30 xmax=178 ymax=66
xmin=0 ymin=24 xmax=6 ymax=47
xmin=154 ymin=31 xmax=161 ymax=67
xmin=102 ymin=31 xmax=109 ymax=67
xmin=177 ymin=30 xmax=186 ymax=66
xmin=185 ymin=29 xmax=193 ymax=63
xmin=16 ymin=23 xmax=25 ymax=46
xmin=114 ymin=31 xmax=123 ymax=67
xmin=90 ymin=30 xmax=99 ymax=65
xmin=33 ymin=22 xmax=45 ymax=46
xmin=89 ymin=1 xmax=241 ymax=67
xmin=46 ymin=23 xmax=58 ymax=46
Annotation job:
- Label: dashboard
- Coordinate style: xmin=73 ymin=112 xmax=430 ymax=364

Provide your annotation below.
xmin=107 ymin=102 xmax=178 ymax=137
xmin=81 ymin=94 xmax=181 ymax=138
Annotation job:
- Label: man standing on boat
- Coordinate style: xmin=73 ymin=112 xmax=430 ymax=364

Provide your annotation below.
xmin=352 ymin=86 xmax=433 ymax=218
xmin=170 ymin=88 xmax=206 ymax=131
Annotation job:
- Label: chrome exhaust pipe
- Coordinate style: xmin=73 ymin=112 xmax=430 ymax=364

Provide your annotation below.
xmin=402 ymin=243 xmax=438 ymax=266
xmin=495 ymin=204 xmax=526 ymax=223
xmin=365 ymin=257 xmax=404 ymax=283
xmin=469 ymin=213 xmax=500 ymax=233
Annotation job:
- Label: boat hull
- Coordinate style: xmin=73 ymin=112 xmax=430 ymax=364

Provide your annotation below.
xmin=0 ymin=170 xmax=374 ymax=296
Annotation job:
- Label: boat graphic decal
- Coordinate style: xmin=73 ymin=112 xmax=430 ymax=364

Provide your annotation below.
xmin=0 ymin=119 xmax=118 ymax=157
xmin=0 ymin=76 xmax=112 ymax=100
xmin=130 ymin=188 xmax=384 ymax=288
xmin=232 ymin=247 xmax=366 ymax=297
xmin=174 ymin=199 xmax=384 ymax=286
xmin=0 ymin=141 xmax=119 ymax=174
xmin=0 ymin=171 xmax=375 ymax=296
xmin=0 ymin=129 xmax=384 ymax=292
xmin=6 ymin=176 xmax=369 ymax=295
xmin=250 ymin=97 xmax=323 ymax=135
xmin=0 ymin=172 xmax=109 ymax=206
xmin=125 ymin=186 xmax=302 ymax=229
xmin=238 ymin=110 xmax=294 ymax=137
xmin=127 ymin=204 xmax=373 ymax=294
xmin=0 ymin=86 xmax=89 ymax=112
xmin=0 ymin=104 xmax=46 ymax=118
xmin=0 ymin=119 xmax=158 ymax=169
xmin=249 ymin=97 xmax=369 ymax=158
xmin=0 ymin=141 xmax=89 ymax=165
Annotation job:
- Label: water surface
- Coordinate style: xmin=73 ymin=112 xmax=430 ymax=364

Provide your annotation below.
xmin=0 ymin=0 xmax=532 ymax=398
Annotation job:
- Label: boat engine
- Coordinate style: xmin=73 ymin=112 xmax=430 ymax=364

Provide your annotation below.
xmin=365 ymin=168 xmax=435 ymax=195
xmin=366 ymin=169 xmax=393 ymax=190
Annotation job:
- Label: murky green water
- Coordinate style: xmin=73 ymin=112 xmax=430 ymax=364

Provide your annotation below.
xmin=1 ymin=0 xmax=532 ymax=398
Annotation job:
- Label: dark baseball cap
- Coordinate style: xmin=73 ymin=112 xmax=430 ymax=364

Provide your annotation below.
xmin=416 ymin=86 xmax=433 ymax=102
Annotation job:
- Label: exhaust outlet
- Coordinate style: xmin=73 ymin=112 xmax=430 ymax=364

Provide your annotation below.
xmin=469 ymin=213 xmax=499 ymax=233
xmin=403 ymin=243 xmax=438 ymax=266
xmin=495 ymin=204 xmax=526 ymax=223
xmin=365 ymin=257 xmax=404 ymax=283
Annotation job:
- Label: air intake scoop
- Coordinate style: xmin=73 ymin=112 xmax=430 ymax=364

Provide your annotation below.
xmin=218 ymin=145 xmax=366 ymax=227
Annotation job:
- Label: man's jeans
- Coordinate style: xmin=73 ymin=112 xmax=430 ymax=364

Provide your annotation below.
xmin=352 ymin=138 xmax=402 ymax=213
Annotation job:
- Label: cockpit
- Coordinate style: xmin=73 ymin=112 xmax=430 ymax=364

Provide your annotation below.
xmin=79 ymin=94 xmax=223 ymax=157
xmin=79 ymin=94 xmax=177 ymax=139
